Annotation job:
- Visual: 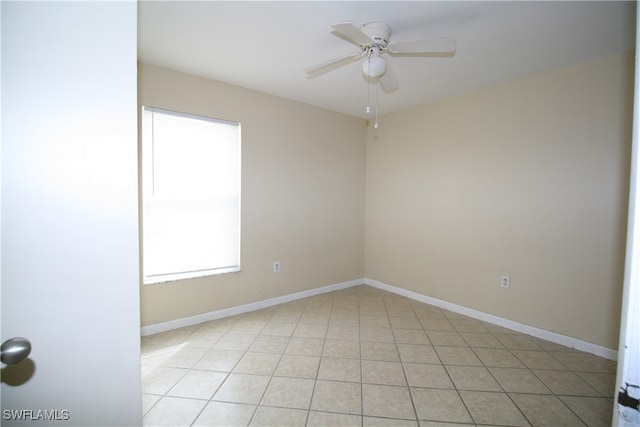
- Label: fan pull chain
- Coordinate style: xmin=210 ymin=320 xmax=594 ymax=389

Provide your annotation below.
xmin=374 ymin=77 xmax=379 ymax=129
xmin=366 ymin=51 xmax=371 ymax=115
xmin=364 ymin=47 xmax=379 ymax=128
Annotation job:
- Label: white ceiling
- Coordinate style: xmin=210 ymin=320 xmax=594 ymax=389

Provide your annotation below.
xmin=138 ymin=1 xmax=636 ymax=119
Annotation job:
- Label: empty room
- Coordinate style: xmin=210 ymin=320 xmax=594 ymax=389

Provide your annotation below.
xmin=2 ymin=1 xmax=638 ymax=427
xmin=136 ymin=2 xmax=638 ymax=426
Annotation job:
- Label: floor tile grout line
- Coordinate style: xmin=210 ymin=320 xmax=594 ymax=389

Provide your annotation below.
xmin=529 ymin=367 xmax=601 ymax=398
xmin=554 ymin=394 xmax=594 ymax=427
xmin=503 ymin=386 xmax=536 ymax=427
xmin=400 ymin=302 xmax=431 ymax=424
xmin=355 ymin=295 xmax=365 ymax=427
xmin=302 ymin=295 xmax=331 ymax=427
xmin=187 ymin=395 xmax=213 ymax=427
xmin=429 ymin=321 xmax=477 ymax=425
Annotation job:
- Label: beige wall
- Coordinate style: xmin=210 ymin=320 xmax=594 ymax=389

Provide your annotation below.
xmin=365 ymin=51 xmax=635 ymax=349
xmin=139 ymin=63 xmax=367 ymax=326
xmin=140 ymin=51 xmax=633 ymax=351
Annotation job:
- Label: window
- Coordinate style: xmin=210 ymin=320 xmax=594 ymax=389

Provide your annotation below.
xmin=142 ymin=106 xmax=241 ymax=284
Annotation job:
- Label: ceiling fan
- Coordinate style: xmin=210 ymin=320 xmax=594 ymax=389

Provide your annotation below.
xmin=306 ymin=22 xmax=456 ymax=92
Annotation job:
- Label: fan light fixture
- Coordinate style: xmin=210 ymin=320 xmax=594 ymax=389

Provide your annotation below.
xmin=362 ymin=47 xmax=386 ymax=78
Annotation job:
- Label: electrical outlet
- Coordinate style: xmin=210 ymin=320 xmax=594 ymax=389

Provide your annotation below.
xmin=501 ymin=275 xmax=510 ymax=289
xmin=273 ymin=261 xmax=281 ymax=273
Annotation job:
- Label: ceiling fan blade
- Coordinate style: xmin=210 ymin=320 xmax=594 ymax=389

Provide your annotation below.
xmin=388 ymin=37 xmax=456 ymax=54
xmin=379 ymin=62 xmax=399 ymax=92
xmin=331 ymin=22 xmax=373 ymax=46
xmin=305 ymin=52 xmax=362 ymax=76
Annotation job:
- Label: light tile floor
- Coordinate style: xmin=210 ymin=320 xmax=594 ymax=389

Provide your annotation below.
xmin=141 ymin=285 xmax=617 ymax=426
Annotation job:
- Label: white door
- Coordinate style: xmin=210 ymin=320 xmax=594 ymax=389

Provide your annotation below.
xmin=1 ymin=2 xmax=141 ymax=426
xmin=614 ymin=5 xmax=640 ymax=426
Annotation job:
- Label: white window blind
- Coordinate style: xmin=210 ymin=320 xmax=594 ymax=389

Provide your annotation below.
xmin=142 ymin=106 xmax=241 ymax=284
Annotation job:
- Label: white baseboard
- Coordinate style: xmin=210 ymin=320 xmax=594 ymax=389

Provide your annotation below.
xmin=140 ymin=278 xmax=362 ymax=336
xmin=140 ymin=277 xmax=617 ymax=360
xmin=364 ymin=278 xmax=618 ymax=360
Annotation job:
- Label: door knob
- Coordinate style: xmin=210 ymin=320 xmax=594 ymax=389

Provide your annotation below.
xmin=1 ymin=337 xmax=32 ymax=365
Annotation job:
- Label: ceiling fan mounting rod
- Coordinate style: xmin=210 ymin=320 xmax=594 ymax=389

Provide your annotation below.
xmin=360 ymin=22 xmax=391 ymax=48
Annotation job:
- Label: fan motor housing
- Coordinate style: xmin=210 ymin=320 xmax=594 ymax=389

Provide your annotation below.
xmin=361 ymin=22 xmax=391 ymax=47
